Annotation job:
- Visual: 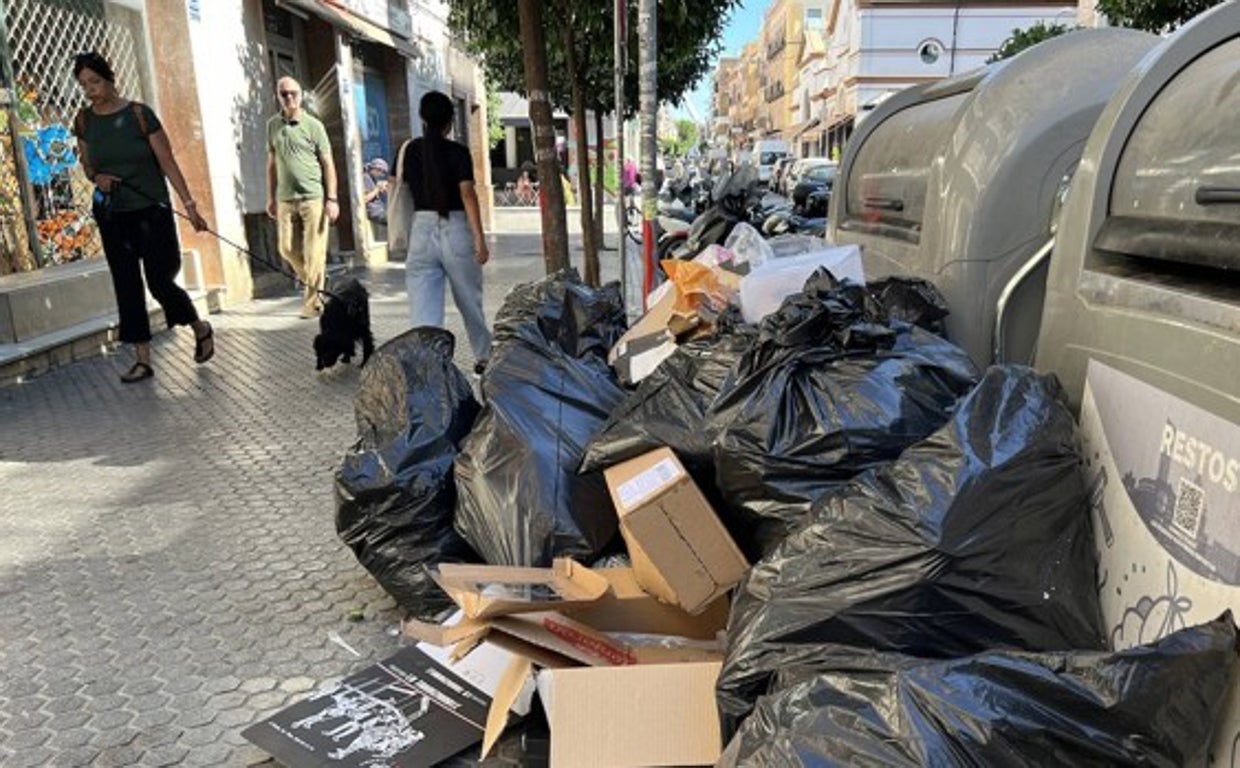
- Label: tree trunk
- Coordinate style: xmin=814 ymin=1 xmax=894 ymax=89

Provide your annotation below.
xmin=577 ymin=104 xmax=600 ymax=286
xmin=518 ymin=0 xmax=570 ymax=273
xmin=562 ymin=23 xmax=599 ymax=286
xmin=594 ymin=109 xmax=608 ymax=252
xmin=637 ymin=0 xmax=658 ymax=301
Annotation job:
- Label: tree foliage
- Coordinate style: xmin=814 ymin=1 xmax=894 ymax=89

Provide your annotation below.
xmin=986 ymin=22 xmax=1073 ymax=63
xmin=486 ymin=89 xmax=504 ymax=150
xmin=452 ymin=0 xmax=740 ymax=118
xmin=660 ymin=119 xmax=699 ymax=157
xmin=1095 ymin=0 xmax=1223 ymax=32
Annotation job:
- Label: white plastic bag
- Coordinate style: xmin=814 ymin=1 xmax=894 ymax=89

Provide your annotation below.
xmin=723 ymin=222 xmax=774 ymax=273
xmin=739 ymin=244 xmax=865 ymax=324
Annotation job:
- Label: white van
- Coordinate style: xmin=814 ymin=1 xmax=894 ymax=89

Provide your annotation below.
xmin=751 ymin=139 xmax=790 ymax=184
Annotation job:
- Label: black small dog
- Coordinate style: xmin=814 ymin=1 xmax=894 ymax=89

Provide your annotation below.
xmin=314 ymin=278 xmax=375 ymax=370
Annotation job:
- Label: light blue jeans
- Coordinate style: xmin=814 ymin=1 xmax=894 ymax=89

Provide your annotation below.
xmin=405 ymin=211 xmax=492 ymax=362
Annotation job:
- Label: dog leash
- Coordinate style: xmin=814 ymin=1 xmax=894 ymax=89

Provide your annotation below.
xmin=103 ymin=179 xmax=344 ymax=303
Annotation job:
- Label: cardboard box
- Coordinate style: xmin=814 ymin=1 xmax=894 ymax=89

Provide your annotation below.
xmin=537 ymin=661 xmax=724 ymax=767
xmin=430 ymin=558 xmax=609 ymax=620
xmin=412 ymin=564 xmax=730 ymax=765
xmin=406 ymin=564 xmax=728 ymax=648
xmin=487 ymin=611 xmax=722 ymax=668
xmin=565 ymin=567 xmax=729 ymax=641
xmin=604 ymin=448 xmax=749 ymax=614
xmin=608 ymin=288 xmax=704 ymax=385
xmin=608 ymin=290 xmax=680 ymax=386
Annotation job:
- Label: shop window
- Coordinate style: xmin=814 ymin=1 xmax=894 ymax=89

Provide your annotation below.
xmin=2 ymin=0 xmax=152 ymax=273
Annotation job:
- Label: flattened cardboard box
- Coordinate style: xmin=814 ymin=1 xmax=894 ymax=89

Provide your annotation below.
xmin=565 ymin=567 xmax=729 ymax=640
xmin=486 ymin=611 xmax=723 ymax=668
xmin=405 ymin=564 xmax=727 ymax=648
xmin=608 ymin=288 xmax=704 ymax=385
xmin=431 ymin=558 xmax=608 ymax=619
xmin=604 ymin=447 xmax=749 ymax=614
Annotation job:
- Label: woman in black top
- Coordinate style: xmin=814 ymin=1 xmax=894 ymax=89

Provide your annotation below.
xmin=73 ymin=52 xmax=215 ymax=383
xmin=402 ymin=91 xmax=492 ymax=373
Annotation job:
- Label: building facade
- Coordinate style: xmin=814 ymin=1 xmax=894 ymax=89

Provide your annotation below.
xmin=816 ymin=0 xmax=1077 ymax=158
xmin=713 ymin=0 xmax=1075 ymax=160
xmin=711 ymin=56 xmax=740 ymax=144
xmin=761 ymin=0 xmax=805 ymax=139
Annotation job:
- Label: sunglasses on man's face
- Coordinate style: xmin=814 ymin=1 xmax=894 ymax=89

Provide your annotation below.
xmin=279 ymin=91 xmax=301 ymax=99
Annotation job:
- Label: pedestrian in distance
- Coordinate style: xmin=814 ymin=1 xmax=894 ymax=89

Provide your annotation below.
xmin=401 ymin=91 xmax=492 ymax=374
xmin=515 ymin=170 xmax=535 ymax=205
xmin=266 ymin=76 xmax=339 ymax=319
xmin=72 ymin=51 xmax=215 ymax=384
xmin=622 ymin=157 xmax=638 ymax=195
xmin=362 ymin=158 xmax=389 ymax=225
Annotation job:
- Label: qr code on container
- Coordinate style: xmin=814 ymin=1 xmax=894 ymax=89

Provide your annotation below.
xmin=1172 ymin=477 xmax=1205 ymax=539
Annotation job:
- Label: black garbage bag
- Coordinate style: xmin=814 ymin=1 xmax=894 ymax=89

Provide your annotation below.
xmin=867 ymin=276 xmax=950 ymax=336
xmin=580 ymin=309 xmax=757 ymax=483
xmin=720 ymin=614 xmax=1239 ymax=768
xmin=335 ymin=328 xmax=481 ymax=620
xmin=748 ymin=269 xmax=892 ymax=353
xmin=717 ymin=366 xmax=1107 ymax=732
xmin=454 ymin=272 xmax=628 ymax=566
xmin=491 ymin=268 xmax=627 ymax=359
xmin=709 ymin=272 xmax=978 ymax=554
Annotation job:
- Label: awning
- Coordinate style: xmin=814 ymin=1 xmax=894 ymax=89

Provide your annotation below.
xmin=278 ymin=0 xmax=419 ymax=58
xmin=792 ymin=117 xmax=822 ymax=138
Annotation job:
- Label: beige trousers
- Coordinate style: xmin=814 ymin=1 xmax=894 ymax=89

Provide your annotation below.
xmin=276 ymin=199 xmax=328 ymax=315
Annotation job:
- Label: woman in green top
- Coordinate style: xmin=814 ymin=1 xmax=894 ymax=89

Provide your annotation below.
xmin=72 ymin=51 xmax=215 ymax=383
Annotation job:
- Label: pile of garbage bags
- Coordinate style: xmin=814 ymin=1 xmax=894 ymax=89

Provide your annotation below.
xmin=717 ymin=366 xmax=1107 ymax=730
xmin=332 ymin=264 xmax=1237 ymax=765
xmin=708 ymin=271 xmax=979 ymax=553
xmin=720 ymin=614 xmax=1238 ymax=767
xmin=334 ymin=327 xmax=481 ymax=620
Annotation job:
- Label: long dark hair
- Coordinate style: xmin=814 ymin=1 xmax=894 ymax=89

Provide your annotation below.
xmin=419 ymin=91 xmax=455 ymax=218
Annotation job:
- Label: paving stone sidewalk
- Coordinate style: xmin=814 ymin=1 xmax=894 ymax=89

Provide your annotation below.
xmin=0 ymin=228 xmax=624 ymax=767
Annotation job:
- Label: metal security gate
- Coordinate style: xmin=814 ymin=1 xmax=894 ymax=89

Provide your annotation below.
xmin=2 ymin=0 xmax=150 ymax=271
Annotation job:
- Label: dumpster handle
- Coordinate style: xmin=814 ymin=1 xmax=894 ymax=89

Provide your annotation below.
xmin=1195 ymin=186 xmax=1240 ymax=205
xmin=863 ymin=196 xmax=904 ymax=212
xmin=993 ymin=237 xmax=1054 ymax=364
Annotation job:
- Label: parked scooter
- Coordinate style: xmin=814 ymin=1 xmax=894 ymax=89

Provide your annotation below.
xmin=673 ymin=165 xmax=764 ymax=258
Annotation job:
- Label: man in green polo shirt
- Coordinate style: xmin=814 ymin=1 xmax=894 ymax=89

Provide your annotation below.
xmin=266 ymin=76 xmax=339 ymax=318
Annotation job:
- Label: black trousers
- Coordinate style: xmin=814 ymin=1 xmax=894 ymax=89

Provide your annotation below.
xmin=96 ymin=204 xmax=199 ymax=344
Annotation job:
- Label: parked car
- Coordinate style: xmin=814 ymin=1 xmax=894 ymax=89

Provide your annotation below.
xmin=783 ymin=157 xmax=833 ymax=197
xmin=792 ymin=162 xmax=838 ymax=210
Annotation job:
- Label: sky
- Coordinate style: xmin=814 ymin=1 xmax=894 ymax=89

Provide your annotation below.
xmin=672 ymin=1 xmax=767 ymax=122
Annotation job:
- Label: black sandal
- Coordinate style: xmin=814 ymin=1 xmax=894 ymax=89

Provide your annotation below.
xmin=120 ymin=362 xmax=154 ymax=384
xmin=194 ymin=322 xmax=215 ymax=364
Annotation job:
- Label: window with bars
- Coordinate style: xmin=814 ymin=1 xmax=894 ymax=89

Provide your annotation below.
xmin=3 ymin=0 xmax=151 ymax=271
